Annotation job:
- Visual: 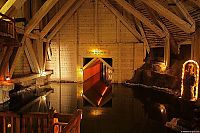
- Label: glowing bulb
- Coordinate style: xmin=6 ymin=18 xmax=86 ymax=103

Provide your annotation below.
xmin=40 ymin=71 xmax=46 ymax=76
xmin=7 ymin=123 xmax=11 ymax=128
xmin=41 ymin=96 xmax=46 ymax=101
xmin=5 ymin=77 xmax=10 ymax=81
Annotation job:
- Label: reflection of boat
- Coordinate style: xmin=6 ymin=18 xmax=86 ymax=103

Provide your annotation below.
xmin=83 ymin=80 xmax=112 ymax=107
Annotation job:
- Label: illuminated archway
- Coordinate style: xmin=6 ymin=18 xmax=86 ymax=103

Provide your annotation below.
xmin=181 ymin=60 xmax=199 ymax=101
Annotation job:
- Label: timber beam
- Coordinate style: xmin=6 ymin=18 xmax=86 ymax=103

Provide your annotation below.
xmin=114 ymin=0 xmax=166 ymax=38
xmin=141 ymin=0 xmax=195 ymax=33
xmin=48 ymin=0 xmax=85 ymax=41
xmin=25 ymin=0 xmax=59 ymax=35
xmin=40 ymin=0 xmax=77 ymax=38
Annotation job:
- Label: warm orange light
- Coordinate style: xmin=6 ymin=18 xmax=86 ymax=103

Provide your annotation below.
xmin=97 ymin=97 xmax=102 ymax=106
xmin=160 ymin=63 xmax=166 ymax=72
xmin=91 ymin=109 xmax=102 ymax=116
xmin=159 ymin=104 xmax=166 ymax=114
xmin=90 ymin=49 xmax=105 ymax=55
xmin=7 ymin=123 xmax=11 ymax=128
xmin=102 ymin=87 xmax=108 ymax=96
xmin=5 ymin=77 xmax=11 ymax=81
xmin=181 ymin=60 xmax=199 ymax=101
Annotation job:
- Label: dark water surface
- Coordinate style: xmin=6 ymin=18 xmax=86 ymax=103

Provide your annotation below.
xmin=0 ymin=83 xmax=178 ymax=133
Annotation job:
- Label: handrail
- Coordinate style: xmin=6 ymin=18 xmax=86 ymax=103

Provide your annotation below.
xmin=0 ymin=109 xmax=82 ymax=133
xmin=59 ymin=109 xmax=82 ymax=133
xmin=0 ymin=13 xmax=19 ymax=47
xmin=0 ymin=13 xmax=15 ymax=22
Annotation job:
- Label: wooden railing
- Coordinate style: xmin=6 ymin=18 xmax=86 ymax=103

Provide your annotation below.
xmin=22 ymin=112 xmax=50 ymax=133
xmin=53 ymin=110 xmax=82 ymax=133
xmin=0 ymin=13 xmax=15 ymax=38
xmin=0 ymin=112 xmax=20 ymax=133
xmin=0 ymin=109 xmax=82 ymax=133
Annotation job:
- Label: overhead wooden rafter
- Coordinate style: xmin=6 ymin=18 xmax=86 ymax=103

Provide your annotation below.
xmin=25 ymin=0 xmax=59 ymax=35
xmin=0 ymin=0 xmax=17 ymax=14
xmin=0 ymin=0 xmax=27 ymax=17
xmin=100 ymin=0 xmax=142 ymax=42
xmin=135 ymin=19 xmax=150 ymax=53
xmin=48 ymin=0 xmax=85 ymax=41
xmin=140 ymin=0 xmax=195 ymax=34
xmin=189 ymin=0 xmax=200 ymax=8
xmin=114 ymin=0 xmax=166 ymax=38
xmin=16 ymin=28 xmax=48 ymax=42
xmin=40 ymin=0 xmax=77 ymax=38
xmin=172 ymin=0 xmax=195 ymax=26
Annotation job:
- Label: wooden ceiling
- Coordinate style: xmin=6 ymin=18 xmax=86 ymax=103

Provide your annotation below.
xmin=0 ymin=0 xmax=199 ymax=78
xmin=0 ymin=0 xmax=199 ymax=47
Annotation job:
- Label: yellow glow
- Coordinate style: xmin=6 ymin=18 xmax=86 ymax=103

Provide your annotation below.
xmin=0 ymin=0 xmax=17 ymax=14
xmin=5 ymin=77 xmax=11 ymax=81
xmin=80 ymin=68 xmax=83 ymax=74
xmin=41 ymin=95 xmax=46 ymax=101
xmin=40 ymin=71 xmax=46 ymax=76
xmin=7 ymin=123 xmax=11 ymax=128
xmin=102 ymin=87 xmax=108 ymax=96
xmin=160 ymin=63 xmax=166 ymax=72
xmin=181 ymin=60 xmax=199 ymax=101
xmin=98 ymin=97 xmax=102 ymax=106
xmin=90 ymin=49 xmax=105 ymax=55
xmin=91 ymin=109 xmax=103 ymax=116
xmin=159 ymin=104 xmax=166 ymax=114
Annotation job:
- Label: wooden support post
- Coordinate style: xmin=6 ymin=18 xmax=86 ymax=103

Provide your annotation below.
xmin=0 ymin=47 xmax=7 ymax=66
xmin=0 ymin=47 xmax=14 ymax=77
xmin=164 ymin=35 xmax=170 ymax=67
xmin=43 ymin=42 xmax=49 ymax=71
xmin=135 ymin=19 xmax=150 ymax=54
xmin=36 ymin=39 xmax=44 ymax=72
xmin=24 ymin=38 xmax=40 ymax=73
xmin=192 ymin=27 xmax=200 ymax=64
xmin=9 ymin=38 xmax=25 ymax=77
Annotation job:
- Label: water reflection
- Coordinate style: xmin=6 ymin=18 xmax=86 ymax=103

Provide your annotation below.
xmin=0 ymin=83 xmax=180 ymax=132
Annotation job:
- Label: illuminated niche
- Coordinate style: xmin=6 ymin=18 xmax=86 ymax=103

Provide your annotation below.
xmin=181 ymin=60 xmax=199 ymax=101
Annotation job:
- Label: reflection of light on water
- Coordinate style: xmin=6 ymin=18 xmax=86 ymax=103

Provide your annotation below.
xmin=91 ymin=109 xmax=103 ymax=116
xmin=159 ymin=104 xmax=166 ymax=114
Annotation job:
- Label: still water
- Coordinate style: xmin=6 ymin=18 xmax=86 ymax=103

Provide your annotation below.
xmin=1 ymin=83 xmax=178 ymax=133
